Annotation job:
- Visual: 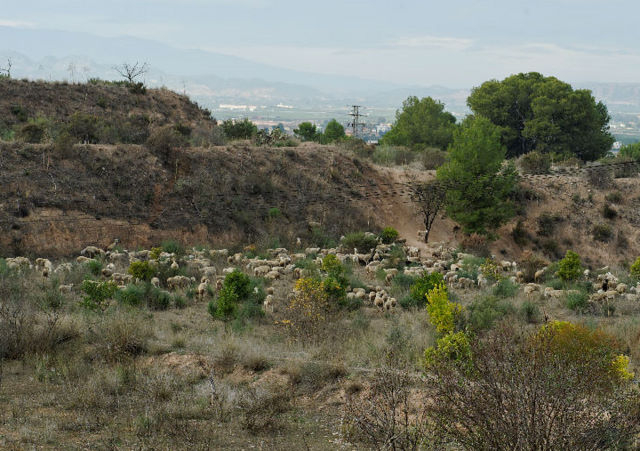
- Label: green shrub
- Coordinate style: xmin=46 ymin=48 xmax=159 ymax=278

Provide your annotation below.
xmin=161 ymin=240 xmax=183 ymax=255
xmin=629 ymin=257 xmax=640 ymax=280
xmin=17 ymin=122 xmax=45 ymax=143
xmin=66 ymin=112 xmax=100 ymax=143
xmin=467 ymin=296 xmax=513 ymax=332
xmin=85 ymin=259 xmax=103 ymax=277
xmin=221 ymin=118 xmax=257 ymax=140
xmin=173 ymin=295 xmax=187 ymax=309
xmin=409 ymin=272 xmax=445 ymax=306
xmin=557 ymin=250 xmax=583 ymax=282
xmin=592 ymin=223 xmax=613 ymax=242
xmin=146 ymin=126 xmax=187 ymax=164
xmin=322 ymin=276 xmax=347 ymax=306
xmin=566 ymin=291 xmax=589 ymax=313
xmin=602 ymin=204 xmax=617 ymax=219
xmin=605 ymin=191 xmax=623 ymax=204
xmin=116 ymin=284 xmax=146 ymax=307
xmin=81 ymin=280 xmax=118 ymax=310
xmin=147 ymin=287 xmax=172 ymax=311
xmin=10 ymin=104 xmax=29 ymax=122
xmin=520 ymin=301 xmax=541 ymax=323
xmin=128 ymin=261 xmax=155 ymax=282
xmin=518 ymin=151 xmax=551 ymax=174
xmin=537 ymin=212 xmax=562 ymax=237
xmin=492 ymin=278 xmax=519 ymax=298
xmin=321 ymin=254 xmax=344 ymax=278
xmin=224 ymin=270 xmax=252 ymax=299
xmin=421 ymin=147 xmax=447 ymax=170
xmin=379 ymin=227 xmax=399 ymax=244
xmin=209 ymin=285 xmax=239 ymax=320
xmin=341 ymin=232 xmax=378 ymax=253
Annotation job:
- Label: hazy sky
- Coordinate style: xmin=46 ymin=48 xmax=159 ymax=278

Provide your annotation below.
xmin=3 ymin=0 xmax=640 ymax=86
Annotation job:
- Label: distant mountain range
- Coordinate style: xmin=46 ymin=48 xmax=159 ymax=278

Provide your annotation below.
xmin=1 ymin=26 xmax=639 ymax=123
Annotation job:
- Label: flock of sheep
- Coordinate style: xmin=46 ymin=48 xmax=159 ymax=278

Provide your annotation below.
xmin=4 ymin=231 xmax=640 ymax=315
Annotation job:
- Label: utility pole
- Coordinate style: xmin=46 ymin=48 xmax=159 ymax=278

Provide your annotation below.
xmin=349 ymin=105 xmax=366 ymax=139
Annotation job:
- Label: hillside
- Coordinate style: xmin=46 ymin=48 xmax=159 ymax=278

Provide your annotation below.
xmin=1 ymin=79 xmax=639 ymax=268
xmin=0 ymin=140 xmax=392 ymax=256
xmin=0 ymin=78 xmax=214 ymax=134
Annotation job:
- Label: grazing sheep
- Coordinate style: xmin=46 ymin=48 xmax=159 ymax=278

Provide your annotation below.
xmin=500 ymin=260 xmax=512 ymax=272
xmin=54 ymin=263 xmax=73 ymax=274
xmin=374 ymin=296 xmax=384 ymax=309
xmin=209 ymin=249 xmax=229 ymax=258
xmin=150 ymin=277 xmax=160 ymax=288
xmin=58 ymin=284 xmax=73 ymax=293
xmin=616 ymin=283 xmax=628 ymax=294
xmin=106 ymin=239 xmax=120 ymax=252
xmin=222 ymin=267 xmax=236 ymax=275
xmin=515 ymin=271 xmax=525 ymax=283
xmin=5 ymin=257 xmax=31 ymax=269
xmin=76 ymin=256 xmax=91 ymax=264
xmin=81 ymin=246 xmax=105 ymax=258
xmin=534 ymin=268 xmax=546 ymax=283
xmin=406 ymin=247 xmax=420 ymax=258
xmin=170 ymin=260 xmax=179 ymax=270
xmin=216 ymin=279 xmax=223 ymax=291
xmin=167 ymin=275 xmax=193 ymax=291
xmin=112 ymin=273 xmax=133 ymax=285
xmin=254 ymin=265 xmax=271 ymax=277
xmin=265 ymin=270 xmax=281 ymax=280
xmin=197 ymin=278 xmax=210 ymax=301
xmin=35 ymin=258 xmax=53 ymax=277
xmin=108 ymin=251 xmax=129 ymax=265
xmin=384 ymin=268 xmax=399 ymax=285
xmin=524 ymin=284 xmax=541 ymax=297
xmin=263 ymin=295 xmax=275 ymax=313
xmin=101 ymin=263 xmax=116 ymax=278
xmin=543 ymin=287 xmax=564 ymax=299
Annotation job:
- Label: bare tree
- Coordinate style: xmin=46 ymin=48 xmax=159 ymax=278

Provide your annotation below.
xmin=114 ymin=61 xmax=149 ymax=84
xmin=407 ymin=179 xmax=445 ymax=243
xmin=424 ymin=324 xmax=640 ymax=450
xmin=344 ymin=367 xmax=432 ymax=450
xmin=0 ymin=58 xmax=12 ymax=78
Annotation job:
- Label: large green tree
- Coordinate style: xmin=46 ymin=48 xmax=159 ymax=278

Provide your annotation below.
xmin=467 ymin=72 xmax=614 ymax=160
xmin=323 ymin=119 xmax=345 ymax=142
xmin=437 ymin=116 xmax=518 ymax=236
xmin=381 ymin=96 xmax=456 ymax=150
xmin=294 ymin=122 xmax=320 ymax=141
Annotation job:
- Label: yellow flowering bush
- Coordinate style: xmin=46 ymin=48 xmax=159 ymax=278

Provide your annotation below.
xmin=426 ymin=283 xmax=462 ymax=335
xmin=279 ymin=278 xmax=330 ymax=341
xmin=534 ymin=321 xmax=634 ymax=384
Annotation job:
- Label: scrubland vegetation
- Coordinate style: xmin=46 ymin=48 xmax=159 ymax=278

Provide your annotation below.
xmin=2 ymin=71 xmax=640 ymax=449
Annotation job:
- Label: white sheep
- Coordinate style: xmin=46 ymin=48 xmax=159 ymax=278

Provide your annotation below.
xmin=81 ymin=246 xmax=105 ymax=258
xmin=58 ymin=284 xmax=73 ymax=293
xmin=197 ymin=278 xmax=210 ymax=301
xmin=263 ymin=294 xmax=275 ymax=313
xmin=101 ymin=263 xmax=116 ymax=278
xmin=534 ymin=268 xmax=546 ymax=283
xmin=167 ymin=275 xmax=192 ymax=290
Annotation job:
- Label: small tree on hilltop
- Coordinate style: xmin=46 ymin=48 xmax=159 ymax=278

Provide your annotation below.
xmin=436 ymin=116 xmax=518 ymax=236
xmin=114 ymin=61 xmax=148 ymax=84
